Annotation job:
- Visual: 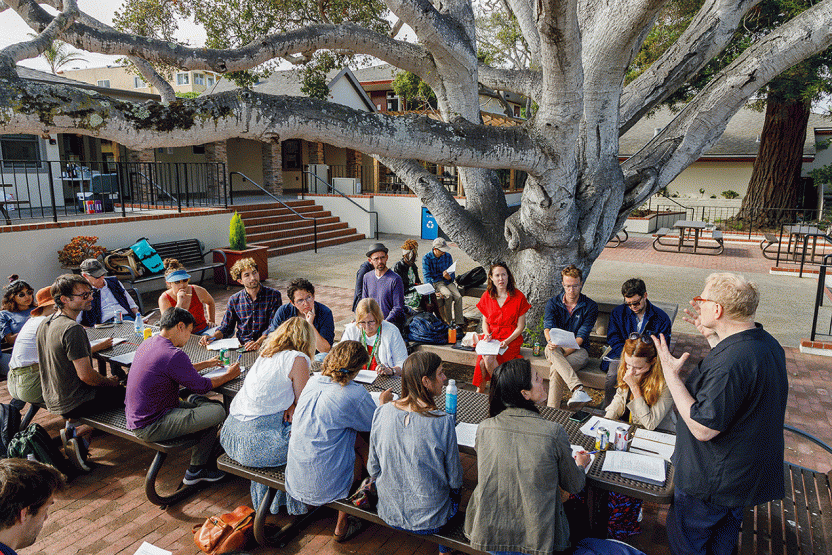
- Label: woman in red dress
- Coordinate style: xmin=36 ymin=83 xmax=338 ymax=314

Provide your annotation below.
xmin=474 ymin=262 xmax=530 ymax=392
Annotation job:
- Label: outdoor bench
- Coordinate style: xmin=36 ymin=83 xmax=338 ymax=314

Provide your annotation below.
xmin=119 ymin=238 xmax=228 ymax=313
xmin=737 ymin=424 xmax=832 ymax=555
xmin=216 ymin=454 xmax=481 ymax=553
xmin=761 ymin=233 xmax=781 ymax=260
xmin=75 ymin=406 xmax=209 ymax=509
xmin=0 ymin=199 xmax=30 ymax=225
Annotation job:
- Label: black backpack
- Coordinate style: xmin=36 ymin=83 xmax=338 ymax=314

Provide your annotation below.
xmin=7 ymin=423 xmax=71 ymax=475
xmin=456 ymin=266 xmax=487 ymax=289
xmin=0 ymin=403 xmax=21 ymax=458
xmin=408 ymin=312 xmax=450 ymax=344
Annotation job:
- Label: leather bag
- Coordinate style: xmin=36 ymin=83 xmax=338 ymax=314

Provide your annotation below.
xmin=192 ymin=506 xmax=255 ymax=555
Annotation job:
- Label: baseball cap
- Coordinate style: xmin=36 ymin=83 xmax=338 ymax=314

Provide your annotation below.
xmin=432 ymin=238 xmax=450 ymax=253
xmin=80 ymin=259 xmax=107 ymax=278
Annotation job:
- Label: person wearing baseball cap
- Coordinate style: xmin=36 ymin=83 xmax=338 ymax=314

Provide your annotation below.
xmin=78 ymin=258 xmax=139 ymax=327
xmin=361 ymin=243 xmax=406 ymax=331
xmin=423 ymin=238 xmax=464 ymax=335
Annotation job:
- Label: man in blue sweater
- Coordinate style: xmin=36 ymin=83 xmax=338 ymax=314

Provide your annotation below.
xmin=603 ymin=278 xmax=672 ymax=405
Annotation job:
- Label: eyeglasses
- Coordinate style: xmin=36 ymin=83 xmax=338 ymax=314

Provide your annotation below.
xmin=294 ymin=296 xmax=314 ymax=304
xmin=692 ymin=296 xmax=717 ymax=305
xmin=563 ymin=284 xmax=582 ymax=290
xmin=357 ymin=320 xmax=378 ymax=326
xmin=623 ymin=297 xmax=643 ymax=307
xmin=69 ymin=291 xmax=93 ymax=300
xmin=628 ymin=332 xmax=651 ymax=344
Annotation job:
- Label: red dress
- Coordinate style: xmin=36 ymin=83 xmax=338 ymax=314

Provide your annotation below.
xmin=163 ymin=286 xmax=208 ymax=332
xmin=474 ymin=290 xmax=531 ymax=387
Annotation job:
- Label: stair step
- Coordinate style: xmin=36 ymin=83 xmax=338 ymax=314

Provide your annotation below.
xmin=229 ymin=200 xmax=314 ymax=210
xmin=247 ymin=222 xmax=349 ymax=242
xmin=254 ymin=227 xmax=359 ymax=249
xmin=245 ymin=216 xmax=340 ymax=233
xmin=242 ymin=212 xmax=334 ymax=228
xmin=235 ymin=205 xmax=324 ymax=218
xmin=269 ymin=233 xmax=365 ymax=256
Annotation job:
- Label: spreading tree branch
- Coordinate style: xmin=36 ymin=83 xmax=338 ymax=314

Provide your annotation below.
xmin=0 ymin=0 xmax=77 ymax=76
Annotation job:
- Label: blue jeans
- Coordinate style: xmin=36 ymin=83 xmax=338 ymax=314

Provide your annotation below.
xmin=391 ymin=499 xmax=458 ymax=554
xmin=667 ymin=488 xmax=743 ymax=555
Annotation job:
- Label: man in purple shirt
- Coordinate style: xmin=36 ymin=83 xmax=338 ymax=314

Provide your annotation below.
xmin=361 ymin=243 xmax=406 ymax=330
xmin=199 ymin=258 xmax=282 ymax=352
xmin=127 ymin=307 xmax=240 ymax=485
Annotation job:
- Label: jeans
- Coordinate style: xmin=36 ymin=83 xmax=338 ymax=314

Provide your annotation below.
xmin=667 ymin=488 xmax=743 ymax=555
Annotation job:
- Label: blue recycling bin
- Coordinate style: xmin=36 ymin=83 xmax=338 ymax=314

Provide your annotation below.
xmin=421 ymin=206 xmax=439 ymax=240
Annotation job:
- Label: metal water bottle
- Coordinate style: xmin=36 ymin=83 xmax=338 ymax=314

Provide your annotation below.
xmin=445 ymin=379 xmax=458 ymax=417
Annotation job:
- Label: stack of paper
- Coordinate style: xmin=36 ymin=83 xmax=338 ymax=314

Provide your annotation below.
xmin=353 ymin=370 xmax=378 ymax=384
xmin=571 ymin=444 xmax=596 ymax=471
xmin=629 ymin=429 xmax=676 ymax=461
xmin=475 ymin=339 xmax=507 ymax=356
xmin=90 ymin=337 xmax=127 ymax=348
xmin=369 ymin=391 xmax=399 ymax=406
xmin=206 ymin=338 xmax=241 ymax=350
xmin=579 ymin=416 xmax=627 ymax=438
xmin=109 ymin=351 xmax=136 ymax=366
xmin=547 ymin=329 xmax=580 ymax=349
xmin=415 ymin=283 xmax=435 ymax=295
xmin=601 ymin=451 xmax=666 ymax=485
xmin=455 ymin=422 xmax=478 ymax=448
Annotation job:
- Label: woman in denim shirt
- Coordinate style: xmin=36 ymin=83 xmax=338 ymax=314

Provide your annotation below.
xmin=368 ymin=352 xmax=462 ymax=555
xmin=465 ymin=359 xmax=591 ymax=555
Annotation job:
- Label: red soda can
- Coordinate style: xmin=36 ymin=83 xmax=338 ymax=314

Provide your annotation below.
xmin=614 ymin=426 xmax=629 ymax=451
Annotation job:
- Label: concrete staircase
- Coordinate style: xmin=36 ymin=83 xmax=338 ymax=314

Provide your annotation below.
xmin=232 ymin=199 xmax=364 ymax=256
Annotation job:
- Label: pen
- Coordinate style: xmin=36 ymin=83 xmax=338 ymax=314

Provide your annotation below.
xmin=236 ymin=353 xmax=243 ymax=363
xmin=629 ymin=446 xmax=660 ymax=455
xmin=589 ymin=421 xmax=599 ymax=432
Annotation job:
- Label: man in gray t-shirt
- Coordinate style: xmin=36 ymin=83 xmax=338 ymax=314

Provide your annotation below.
xmin=36 ymin=274 xmax=124 ymax=472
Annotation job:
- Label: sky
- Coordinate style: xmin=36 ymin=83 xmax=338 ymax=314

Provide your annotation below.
xmin=0 ymin=0 xmax=206 ymax=73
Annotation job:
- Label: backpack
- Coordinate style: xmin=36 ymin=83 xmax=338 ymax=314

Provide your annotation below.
xmin=104 ymin=248 xmax=144 ymax=278
xmin=408 ymin=312 xmax=450 ymax=344
xmin=130 ymin=238 xmax=164 ymax=274
xmin=456 ymin=266 xmax=487 ymax=289
xmin=0 ymin=403 xmax=21 ymax=458
xmin=7 ymin=423 xmax=70 ymax=474
xmin=192 ymin=506 xmax=255 ymax=555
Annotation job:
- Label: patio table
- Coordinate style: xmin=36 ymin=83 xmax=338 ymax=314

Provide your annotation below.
xmin=673 ymin=220 xmax=710 ymax=252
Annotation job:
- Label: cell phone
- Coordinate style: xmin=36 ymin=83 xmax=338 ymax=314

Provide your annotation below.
xmin=569 ymin=410 xmax=591 ymax=424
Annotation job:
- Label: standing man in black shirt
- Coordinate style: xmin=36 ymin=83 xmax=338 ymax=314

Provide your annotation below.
xmin=653 ymin=272 xmax=787 ymax=555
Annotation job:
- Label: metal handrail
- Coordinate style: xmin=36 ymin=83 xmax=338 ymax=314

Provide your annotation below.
xmin=809 ymin=255 xmax=832 ymax=342
xmin=798 ymin=232 xmax=832 ymax=277
xmin=131 ymin=170 xmax=178 ymax=203
xmin=229 ymin=171 xmax=318 ymax=253
xmin=301 ymin=170 xmax=378 ymax=239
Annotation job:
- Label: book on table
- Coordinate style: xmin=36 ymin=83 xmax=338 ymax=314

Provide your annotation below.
xmin=601 ymin=451 xmax=666 ymax=486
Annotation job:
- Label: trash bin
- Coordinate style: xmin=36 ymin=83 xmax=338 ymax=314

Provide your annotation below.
xmin=421 ymin=206 xmax=439 ymax=240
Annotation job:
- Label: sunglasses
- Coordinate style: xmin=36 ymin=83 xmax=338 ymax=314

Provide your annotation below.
xmin=623 ymin=297 xmax=643 ymax=307
xmin=628 ymin=332 xmax=652 ymax=344
xmin=69 ymin=291 xmax=93 ymax=300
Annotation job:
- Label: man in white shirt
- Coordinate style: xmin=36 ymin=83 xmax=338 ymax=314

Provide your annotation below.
xmin=78 ymin=259 xmax=139 ymax=327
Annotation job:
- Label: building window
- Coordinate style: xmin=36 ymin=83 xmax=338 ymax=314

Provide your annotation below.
xmin=194 ymin=73 xmax=204 ymax=86
xmin=206 ymin=75 xmax=215 ymax=87
xmin=1 ymin=134 xmax=41 ymax=168
xmin=134 ymin=76 xmax=147 ymax=88
xmin=97 ymin=80 xmax=111 ymax=88
xmin=282 ymin=139 xmax=302 ymax=170
xmin=192 ymin=145 xmax=206 ymax=155
xmin=386 ymin=91 xmax=399 ymax=112
xmin=176 ymin=73 xmax=189 ymax=85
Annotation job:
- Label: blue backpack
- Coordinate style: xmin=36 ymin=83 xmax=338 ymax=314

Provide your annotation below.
xmin=407 ymin=313 xmax=449 ymax=344
xmin=130 ymin=238 xmax=164 ymax=274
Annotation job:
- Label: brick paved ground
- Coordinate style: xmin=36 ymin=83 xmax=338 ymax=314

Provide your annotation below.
xmin=8 ymin=236 xmax=832 ymax=555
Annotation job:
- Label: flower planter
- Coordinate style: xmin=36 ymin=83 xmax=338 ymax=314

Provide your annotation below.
xmin=625 ymin=210 xmax=686 ymax=233
xmin=213 ymin=244 xmax=269 ymax=284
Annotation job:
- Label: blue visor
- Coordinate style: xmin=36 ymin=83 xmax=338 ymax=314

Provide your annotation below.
xmin=165 ymin=269 xmax=191 ymax=282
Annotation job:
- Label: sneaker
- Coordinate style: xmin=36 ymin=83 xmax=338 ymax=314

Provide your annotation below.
xmin=65 ymin=437 xmax=91 ymax=472
xmin=185 ymin=394 xmax=208 ymax=405
xmin=183 ymin=468 xmax=226 ymax=486
xmin=567 ymin=387 xmax=592 ymax=409
xmin=60 ymin=426 xmax=77 ymax=452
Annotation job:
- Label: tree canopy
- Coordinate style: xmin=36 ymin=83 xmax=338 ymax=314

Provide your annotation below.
xmin=3 ymin=0 xmax=832 ymax=311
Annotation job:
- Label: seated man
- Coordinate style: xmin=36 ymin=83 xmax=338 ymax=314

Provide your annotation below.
xmin=126 ymin=307 xmax=240 ymax=485
xmin=36 ymin=274 xmax=123 ymax=472
xmin=422 ymin=237 xmax=464 ymax=334
xmin=361 ymin=243 xmax=406 ymax=330
xmin=78 ymin=259 xmax=139 ymax=326
xmin=544 ymin=265 xmax=598 ymax=409
xmin=266 ymin=278 xmax=334 ymax=361
xmin=0 ymin=458 xmax=65 ymax=555
xmin=200 ymin=258 xmax=282 ymax=351
xmin=603 ymin=278 xmax=672 ymax=405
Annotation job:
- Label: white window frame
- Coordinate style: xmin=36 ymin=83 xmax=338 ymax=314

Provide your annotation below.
xmin=193 ymin=73 xmax=204 ymax=86
xmin=97 ymin=79 xmax=111 ymax=88
xmin=133 ymin=76 xmax=147 ymax=88
xmin=176 ymin=72 xmax=190 ymax=85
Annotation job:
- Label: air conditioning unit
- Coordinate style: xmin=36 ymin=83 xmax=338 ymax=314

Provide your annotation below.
xmin=307 ymin=164 xmax=329 ymax=193
xmin=332 ymin=177 xmax=360 ymax=196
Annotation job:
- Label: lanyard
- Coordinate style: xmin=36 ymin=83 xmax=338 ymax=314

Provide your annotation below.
xmin=360 ymin=328 xmax=382 ymax=370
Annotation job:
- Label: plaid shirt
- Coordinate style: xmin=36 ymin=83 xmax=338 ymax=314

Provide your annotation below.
xmin=217 ymin=285 xmax=282 ymax=343
xmin=422 ymin=251 xmax=455 ymax=284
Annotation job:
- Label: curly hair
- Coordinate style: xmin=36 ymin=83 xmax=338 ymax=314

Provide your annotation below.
xmin=400 ymin=239 xmax=419 ymax=251
xmin=261 ymin=316 xmax=316 ymax=360
xmin=229 ymin=258 xmax=257 ymax=281
xmin=616 ymin=337 xmax=665 ymax=406
xmin=321 ymin=340 xmax=370 ymax=386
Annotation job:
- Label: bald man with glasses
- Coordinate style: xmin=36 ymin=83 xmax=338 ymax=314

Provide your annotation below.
xmin=603 ymin=278 xmax=672 ymax=405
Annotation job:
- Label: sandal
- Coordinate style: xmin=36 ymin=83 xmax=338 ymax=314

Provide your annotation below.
xmin=333 ymin=516 xmax=366 ymax=543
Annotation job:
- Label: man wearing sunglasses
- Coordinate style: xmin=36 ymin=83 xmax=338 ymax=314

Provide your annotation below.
xmin=36 ymin=274 xmax=124 ymax=472
xmin=653 ymin=272 xmax=787 ymax=555
xmin=603 ymin=278 xmax=672 ymax=404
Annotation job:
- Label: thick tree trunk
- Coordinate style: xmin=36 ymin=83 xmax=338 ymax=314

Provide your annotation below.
xmin=738 ymin=95 xmax=811 ymax=225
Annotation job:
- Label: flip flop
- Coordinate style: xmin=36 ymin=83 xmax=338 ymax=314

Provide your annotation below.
xmin=333 ymin=516 xmax=366 ymax=543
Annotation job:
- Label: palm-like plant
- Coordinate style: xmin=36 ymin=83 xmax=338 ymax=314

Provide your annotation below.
xmin=35 ymin=38 xmax=87 ymax=74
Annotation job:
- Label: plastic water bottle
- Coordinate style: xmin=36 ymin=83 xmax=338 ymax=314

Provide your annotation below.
xmin=445 ymin=379 xmax=458 ymax=417
xmin=134 ymin=313 xmax=143 ymax=338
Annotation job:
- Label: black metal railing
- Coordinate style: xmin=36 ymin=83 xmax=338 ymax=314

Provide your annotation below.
xmin=809 ymin=255 xmax=832 ymax=342
xmin=0 ymin=159 xmax=228 ymax=224
xmin=229 ymin=171 xmax=318 ymax=253
xmin=300 ymin=170 xmax=378 ymax=240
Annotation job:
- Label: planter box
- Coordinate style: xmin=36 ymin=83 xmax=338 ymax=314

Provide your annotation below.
xmin=625 ymin=210 xmax=687 ymax=233
xmin=213 ymin=244 xmax=269 ymax=284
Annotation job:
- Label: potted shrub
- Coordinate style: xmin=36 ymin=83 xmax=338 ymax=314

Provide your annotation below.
xmin=213 ymin=212 xmax=269 ymax=283
xmin=58 ymin=236 xmax=107 ymax=272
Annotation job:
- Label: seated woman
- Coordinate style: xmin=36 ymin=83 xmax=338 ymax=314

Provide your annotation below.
xmin=603 ymin=333 xmax=674 ymax=539
xmin=474 ymin=262 xmax=530 ymax=393
xmin=158 ymin=259 xmax=216 ymax=334
xmin=1 ymin=275 xmax=35 ymax=380
xmin=392 ymin=239 xmax=443 ymax=320
xmin=220 ymin=317 xmax=315 ymax=516
xmin=341 ymin=298 xmax=407 ymax=377
xmin=465 ymin=358 xmax=590 ymax=555
xmin=368 ymin=351 xmax=462 ymax=555
xmin=285 ymin=341 xmax=393 ymax=543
